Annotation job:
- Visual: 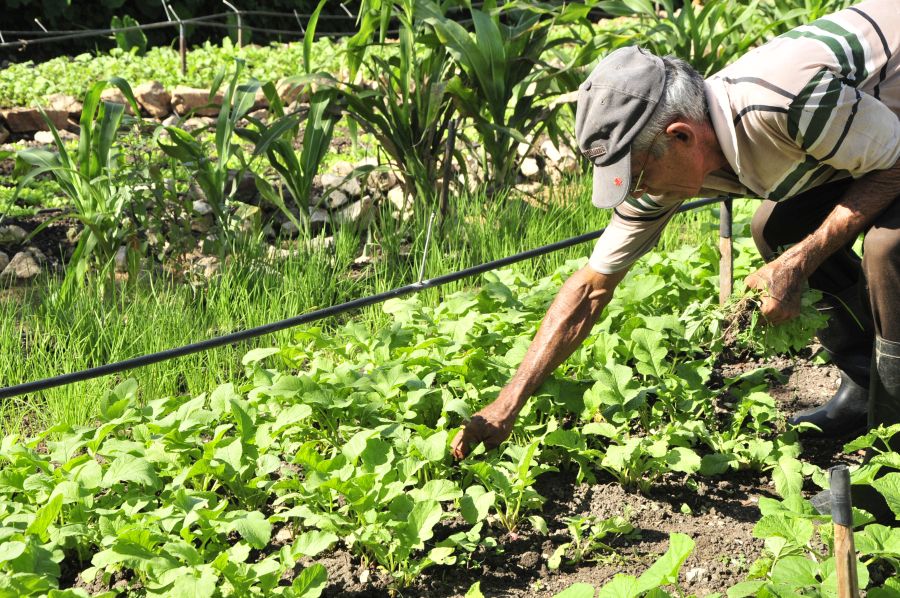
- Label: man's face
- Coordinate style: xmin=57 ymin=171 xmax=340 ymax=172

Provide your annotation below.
xmin=628 ymin=129 xmax=708 ymax=201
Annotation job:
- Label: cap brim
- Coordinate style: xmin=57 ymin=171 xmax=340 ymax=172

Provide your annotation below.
xmin=591 ymin=151 xmax=631 ymax=209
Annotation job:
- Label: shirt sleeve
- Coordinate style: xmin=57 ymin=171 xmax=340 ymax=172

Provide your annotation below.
xmin=788 ymin=70 xmax=900 ymax=176
xmin=588 ymin=198 xmax=683 ymax=274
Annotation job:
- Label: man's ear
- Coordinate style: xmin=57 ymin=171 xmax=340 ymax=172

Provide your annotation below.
xmin=666 ymin=121 xmax=696 ymax=145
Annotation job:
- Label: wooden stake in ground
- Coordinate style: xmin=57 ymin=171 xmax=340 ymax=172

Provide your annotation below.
xmin=719 ymin=198 xmax=733 ymax=305
xmin=830 ymin=465 xmax=860 ymax=598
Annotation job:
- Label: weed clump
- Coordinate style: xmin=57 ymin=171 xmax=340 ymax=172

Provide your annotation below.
xmin=721 ymin=288 xmax=828 ymax=357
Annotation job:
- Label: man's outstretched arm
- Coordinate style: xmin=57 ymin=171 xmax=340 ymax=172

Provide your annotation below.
xmin=746 ymin=159 xmax=900 ymax=323
xmin=450 ymin=264 xmax=628 ymax=459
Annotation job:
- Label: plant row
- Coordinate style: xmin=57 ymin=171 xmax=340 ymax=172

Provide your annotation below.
xmin=1 ymin=234 xmax=898 ymax=596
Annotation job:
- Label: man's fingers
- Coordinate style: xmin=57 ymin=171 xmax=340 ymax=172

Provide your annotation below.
xmin=450 ymin=428 xmax=469 ymax=460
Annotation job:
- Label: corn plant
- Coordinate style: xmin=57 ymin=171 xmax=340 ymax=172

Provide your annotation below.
xmin=596 ymin=0 xmax=778 ymax=76
xmin=14 ymin=78 xmax=143 ymax=285
xmin=239 ymin=80 xmax=340 ymax=236
xmin=332 ymin=0 xmax=457 ymax=206
xmin=157 ymin=60 xmax=258 ymax=247
xmin=422 ymin=0 xmax=594 ymax=192
xmin=758 ymin=0 xmax=855 ymax=36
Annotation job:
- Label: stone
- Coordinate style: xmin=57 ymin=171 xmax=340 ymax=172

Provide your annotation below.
xmin=1 ymin=247 xmax=45 ymax=280
xmin=46 ymin=93 xmax=82 ymax=117
xmin=252 ymin=87 xmax=268 ymax=111
xmin=192 ymin=200 xmax=214 ymax=216
xmin=0 ymin=225 xmax=28 ymax=245
xmin=276 ymin=78 xmax=308 ymax=105
xmin=320 ymin=173 xmax=343 ymax=190
xmin=191 ymin=216 xmax=213 ymax=234
xmin=540 ymin=140 xmax=562 ymax=163
xmin=161 ymin=114 xmax=181 ymax=127
xmin=685 ymin=567 xmax=708 ymax=584
xmin=307 ymin=235 xmax=334 ymax=252
xmin=335 ymin=195 xmax=374 ymax=227
xmin=387 ymin=186 xmax=408 ymax=211
xmin=196 ymin=256 xmax=219 ymax=278
xmin=338 ymin=176 xmax=361 ymax=198
xmin=517 ymin=141 xmax=531 ymax=157
xmin=0 ymin=108 xmax=68 ymax=133
xmin=99 ymin=87 xmax=136 ymax=115
xmin=134 ymin=81 xmax=171 ymax=118
xmin=556 ymin=155 xmax=579 ymax=175
xmin=369 ymin=168 xmax=398 ymax=193
xmin=171 ymin=86 xmax=225 ymax=117
xmin=0 ymin=251 xmax=8 ymax=272
xmin=520 ymin=157 xmax=540 ymax=179
xmin=267 ymin=246 xmax=298 ymax=260
xmin=114 ymin=246 xmax=128 ymax=272
xmin=310 ymin=207 xmax=330 ymax=234
xmin=325 ymin=189 xmax=349 ymax=210
xmin=331 ymin=160 xmax=354 ymax=177
xmin=248 ymin=108 xmax=268 ymax=123
xmin=280 ymin=220 xmax=300 ymax=237
xmin=33 ymin=129 xmax=77 ymax=144
xmin=182 ymin=116 xmax=216 ymax=131
xmin=0 ymin=123 xmax=8 ymax=144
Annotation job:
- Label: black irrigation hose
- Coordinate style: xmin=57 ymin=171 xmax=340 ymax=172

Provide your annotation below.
xmin=0 ymin=197 xmax=723 ymax=401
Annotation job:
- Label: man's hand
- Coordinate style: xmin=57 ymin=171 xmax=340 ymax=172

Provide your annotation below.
xmin=450 ymin=399 xmax=517 ymax=460
xmin=448 ymin=266 xmax=628 ymax=461
xmin=744 ymin=255 xmax=805 ymax=325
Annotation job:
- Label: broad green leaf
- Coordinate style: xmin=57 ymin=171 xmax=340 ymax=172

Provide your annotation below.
xmin=169 ymin=568 xmax=217 ymax=598
xmin=855 ymin=524 xmax=900 ymax=556
xmin=229 ymin=511 xmax=272 ymax=549
xmin=292 ymin=531 xmax=338 ymax=558
xmin=700 ymin=453 xmax=738 ymax=476
xmin=770 ymin=555 xmax=819 ymax=587
xmin=635 ymin=532 xmax=694 ymax=592
xmin=398 ymin=500 xmax=442 ymax=549
xmin=665 ymin=447 xmax=701 ymax=474
xmin=553 ymin=583 xmax=596 ymax=598
xmin=771 ymin=456 xmax=803 ymax=499
xmin=631 ymin=328 xmax=668 ymax=379
xmin=428 ymin=546 xmax=456 ymax=565
xmin=584 ymin=364 xmax=642 ymax=423
xmin=466 ymin=582 xmax=486 ymax=598
xmin=872 ymin=473 xmax=900 ymax=518
xmin=753 ymin=514 xmax=814 ymax=546
xmin=242 ymin=347 xmax=281 ymax=365
xmin=460 ymin=486 xmax=495 ymax=525
xmin=26 ymin=493 xmax=62 ymax=541
xmin=867 ymin=577 xmax=900 ymax=598
xmin=726 ymin=581 xmax=767 ymax=598
xmin=0 ymin=541 xmax=26 ymax=562
xmin=273 ymin=404 xmax=313 ymax=433
xmin=291 ymin=563 xmax=327 ymax=598
xmin=410 ymin=479 xmax=462 ymax=503
xmin=597 ymin=574 xmax=640 ymax=597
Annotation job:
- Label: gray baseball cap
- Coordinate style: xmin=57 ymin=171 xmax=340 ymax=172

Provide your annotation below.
xmin=576 ymin=46 xmax=666 ymax=208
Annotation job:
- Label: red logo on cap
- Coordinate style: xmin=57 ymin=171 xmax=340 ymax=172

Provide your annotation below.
xmin=613 ymin=177 xmax=623 ymax=186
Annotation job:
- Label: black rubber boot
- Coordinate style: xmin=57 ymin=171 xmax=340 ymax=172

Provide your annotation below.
xmin=850 ymin=336 xmax=900 ymax=524
xmin=870 ymin=336 xmax=900 ymax=444
xmin=788 ymin=285 xmax=873 ymax=437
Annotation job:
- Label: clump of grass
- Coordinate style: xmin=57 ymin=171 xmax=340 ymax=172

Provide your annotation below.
xmin=722 ymin=287 xmax=828 ymax=357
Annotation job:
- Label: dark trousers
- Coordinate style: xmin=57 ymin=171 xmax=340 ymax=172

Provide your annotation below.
xmin=750 ymin=178 xmax=900 ymax=342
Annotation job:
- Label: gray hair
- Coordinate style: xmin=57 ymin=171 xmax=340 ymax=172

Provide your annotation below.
xmin=632 ymin=55 xmax=707 ymax=157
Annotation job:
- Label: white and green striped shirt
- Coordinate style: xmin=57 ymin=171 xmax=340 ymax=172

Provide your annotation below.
xmin=589 ymin=0 xmax=900 ymax=274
